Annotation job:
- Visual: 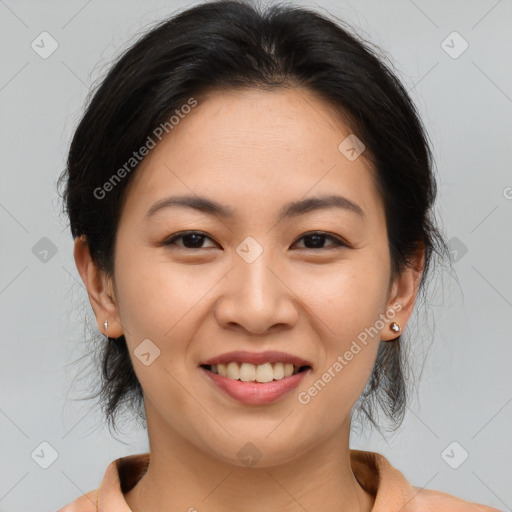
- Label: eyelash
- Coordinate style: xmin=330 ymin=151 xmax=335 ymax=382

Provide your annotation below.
xmin=163 ymin=230 xmax=348 ymax=251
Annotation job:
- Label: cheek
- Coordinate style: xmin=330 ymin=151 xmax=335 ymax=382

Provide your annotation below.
xmin=113 ymin=250 xmax=200 ymax=412
xmin=303 ymin=255 xmax=391 ymax=337
xmin=113 ymin=244 xmax=212 ymax=340
xmin=299 ymin=255 xmax=389 ymax=399
xmin=298 ymin=267 xmax=385 ymax=428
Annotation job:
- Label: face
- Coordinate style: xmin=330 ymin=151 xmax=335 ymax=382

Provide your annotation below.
xmin=79 ymin=87 xmax=418 ymax=466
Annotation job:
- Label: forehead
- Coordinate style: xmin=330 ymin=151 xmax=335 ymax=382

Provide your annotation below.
xmin=120 ymin=87 xmax=383 ymax=224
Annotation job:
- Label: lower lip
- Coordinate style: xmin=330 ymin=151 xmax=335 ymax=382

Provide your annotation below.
xmin=200 ymin=366 xmax=311 ymax=405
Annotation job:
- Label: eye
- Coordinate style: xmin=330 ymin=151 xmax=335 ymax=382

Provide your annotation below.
xmin=163 ymin=231 xmax=218 ymax=250
xmin=162 ymin=230 xmax=347 ymax=251
xmin=293 ymin=231 xmax=347 ymax=250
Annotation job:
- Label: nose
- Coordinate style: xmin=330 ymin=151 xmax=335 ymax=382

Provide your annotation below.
xmin=213 ymin=251 xmax=299 ymax=335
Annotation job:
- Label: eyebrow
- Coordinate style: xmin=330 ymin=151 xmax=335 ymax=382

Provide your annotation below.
xmin=145 ymin=193 xmax=365 ymax=222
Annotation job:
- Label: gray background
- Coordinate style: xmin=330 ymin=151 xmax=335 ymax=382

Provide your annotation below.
xmin=1 ymin=0 xmax=511 ymax=510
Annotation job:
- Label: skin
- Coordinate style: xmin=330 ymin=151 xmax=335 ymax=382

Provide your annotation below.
xmin=74 ymin=87 xmax=423 ymax=512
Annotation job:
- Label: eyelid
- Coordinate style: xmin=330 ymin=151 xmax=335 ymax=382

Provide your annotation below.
xmin=293 ymin=231 xmax=348 ymax=249
xmin=163 ymin=230 xmax=349 ymax=250
xmin=164 ymin=230 xmax=218 ymax=248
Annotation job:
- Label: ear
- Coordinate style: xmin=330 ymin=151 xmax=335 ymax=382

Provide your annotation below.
xmin=73 ymin=235 xmax=124 ymax=338
xmin=380 ymin=244 xmax=425 ymax=341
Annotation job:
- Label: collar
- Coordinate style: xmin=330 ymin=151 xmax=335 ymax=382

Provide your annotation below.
xmin=95 ymin=449 xmax=418 ymax=511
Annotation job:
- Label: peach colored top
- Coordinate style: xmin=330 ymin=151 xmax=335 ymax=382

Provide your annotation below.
xmin=57 ymin=449 xmax=502 ymax=511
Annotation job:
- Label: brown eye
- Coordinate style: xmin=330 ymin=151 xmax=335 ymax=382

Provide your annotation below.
xmin=294 ymin=232 xmax=347 ymax=250
xmin=164 ymin=231 xmax=217 ymax=249
xmin=162 ymin=230 xmax=347 ymax=251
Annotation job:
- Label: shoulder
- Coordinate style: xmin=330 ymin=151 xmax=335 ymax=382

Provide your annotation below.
xmin=56 ymin=489 xmax=98 ymax=512
xmin=351 ymin=449 xmax=502 ymax=512
xmin=407 ymin=485 xmax=503 ymax=512
xmin=56 ymin=454 xmax=147 ymax=511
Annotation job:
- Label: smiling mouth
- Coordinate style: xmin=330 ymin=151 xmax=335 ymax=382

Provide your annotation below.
xmin=200 ymin=362 xmax=312 ymax=383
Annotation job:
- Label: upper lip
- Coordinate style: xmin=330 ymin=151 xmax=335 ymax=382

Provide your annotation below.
xmin=200 ymin=350 xmax=313 ymax=368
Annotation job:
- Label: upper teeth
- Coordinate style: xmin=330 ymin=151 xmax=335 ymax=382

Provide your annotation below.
xmin=210 ymin=362 xmax=299 ymax=382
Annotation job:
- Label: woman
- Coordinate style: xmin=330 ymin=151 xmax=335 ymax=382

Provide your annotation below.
xmin=57 ymin=1 xmax=501 ymax=510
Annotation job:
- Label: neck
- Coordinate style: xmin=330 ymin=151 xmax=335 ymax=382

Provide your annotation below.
xmin=125 ymin=413 xmax=375 ymax=512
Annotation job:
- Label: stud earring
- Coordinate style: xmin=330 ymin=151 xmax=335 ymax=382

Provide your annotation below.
xmin=103 ymin=320 xmax=109 ymax=334
xmin=381 ymin=321 xmax=401 ymax=343
xmin=389 ymin=321 xmax=401 ymax=334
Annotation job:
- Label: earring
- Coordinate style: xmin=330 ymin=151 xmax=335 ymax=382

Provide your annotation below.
xmin=381 ymin=321 xmax=401 ymax=343
xmin=103 ymin=320 xmax=109 ymax=334
xmin=389 ymin=321 xmax=401 ymax=334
